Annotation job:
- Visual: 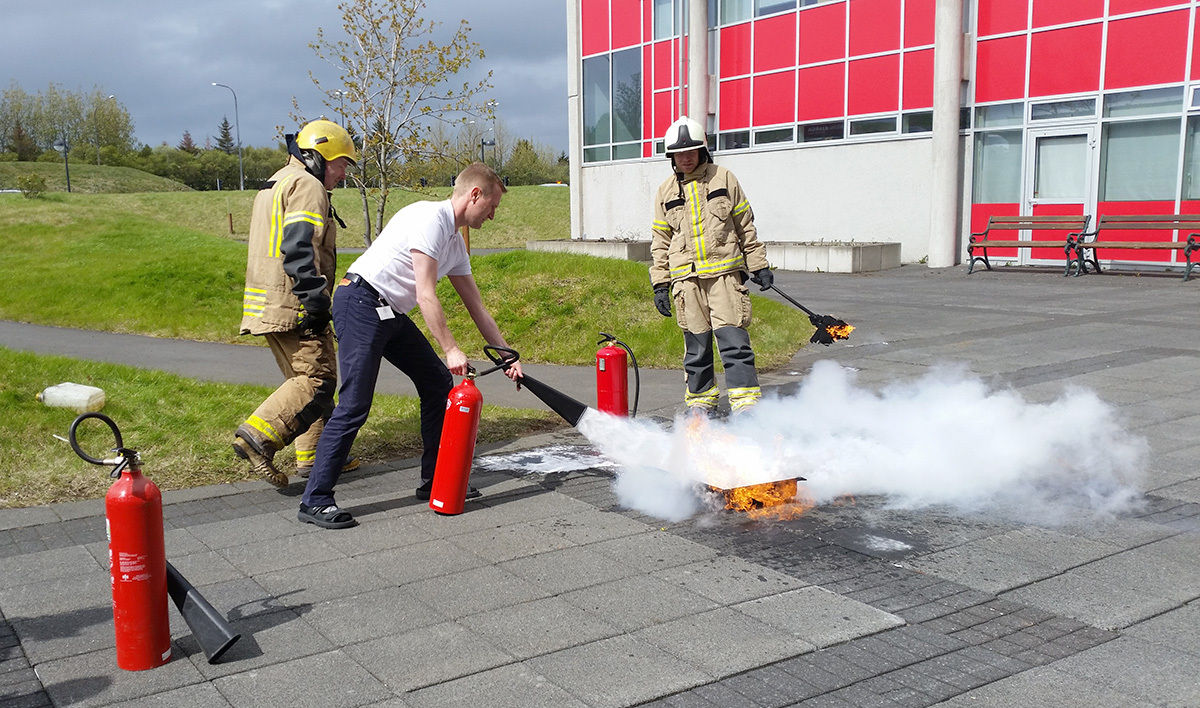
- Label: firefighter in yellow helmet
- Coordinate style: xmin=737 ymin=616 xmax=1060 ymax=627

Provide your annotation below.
xmin=233 ymin=118 xmax=360 ymax=486
xmin=650 ymin=116 xmax=773 ymax=415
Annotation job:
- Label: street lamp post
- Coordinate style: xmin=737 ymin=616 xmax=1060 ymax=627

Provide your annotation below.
xmin=211 ymin=82 xmax=244 ymax=190
xmin=93 ymin=94 xmax=114 ymax=166
xmin=52 ymin=138 xmax=71 ymax=192
xmin=480 ymin=137 xmax=495 ymax=164
xmin=485 ymin=99 xmax=500 ymax=169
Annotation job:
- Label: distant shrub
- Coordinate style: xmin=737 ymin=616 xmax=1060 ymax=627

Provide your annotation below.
xmin=16 ymin=174 xmax=46 ymax=198
xmin=0 ymin=153 xmax=17 ymax=162
xmin=37 ymin=151 xmax=62 ymax=163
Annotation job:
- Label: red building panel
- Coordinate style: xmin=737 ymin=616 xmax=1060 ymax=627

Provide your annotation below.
xmin=721 ymin=23 xmax=752 ymax=77
xmin=902 ymin=49 xmax=934 ymax=109
xmin=653 ymin=40 xmax=676 ymax=90
xmin=1031 ymin=0 xmax=1104 ymax=28
xmin=797 ymin=63 xmax=845 ymax=121
xmin=970 ymin=203 xmax=1021 ymax=258
xmin=1030 ymin=203 xmax=1086 ymax=261
xmin=798 ymin=2 xmax=846 ymax=64
xmin=1111 ymin=0 xmax=1183 ymax=13
xmin=581 ymin=0 xmax=609 ymax=57
xmin=848 ymin=54 xmax=900 ymax=115
xmin=654 ymin=90 xmax=679 ymax=137
xmin=610 ymin=0 xmax=641 ymax=49
xmin=1094 ymin=200 xmax=1179 ymax=263
xmin=1028 ymin=24 xmax=1102 ymax=97
xmin=849 ymin=0 xmax=901 ymax=56
xmin=754 ymin=13 xmax=797 ymax=73
xmin=754 ymin=71 xmax=796 ymax=125
xmin=903 ymin=0 xmax=935 ymax=47
xmin=975 ymin=36 xmax=1026 ymax=103
xmin=719 ymin=78 xmax=752 ymax=130
xmin=1105 ymin=11 xmax=1188 ymax=89
xmin=1192 ymin=13 xmax=1200 ymax=80
xmin=977 ymin=0 xmax=1028 ymax=37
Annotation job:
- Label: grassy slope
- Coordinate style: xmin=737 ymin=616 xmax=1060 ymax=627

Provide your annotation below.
xmin=0 ymin=161 xmax=190 ymax=193
xmin=0 ymin=347 xmax=558 ymax=507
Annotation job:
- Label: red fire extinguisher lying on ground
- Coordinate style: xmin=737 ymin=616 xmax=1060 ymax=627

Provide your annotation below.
xmin=430 ymin=345 xmax=521 ymax=515
xmin=596 ymin=332 xmax=639 ymax=417
xmin=68 ymin=413 xmax=171 ymax=671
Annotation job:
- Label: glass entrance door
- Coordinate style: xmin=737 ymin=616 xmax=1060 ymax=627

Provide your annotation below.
xmin=1022 ymin=127 xmax=1097 ymax=265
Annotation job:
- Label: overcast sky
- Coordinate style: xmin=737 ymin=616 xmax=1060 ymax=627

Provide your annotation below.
xmin=5 ymin=0 xmax=568 ymax=152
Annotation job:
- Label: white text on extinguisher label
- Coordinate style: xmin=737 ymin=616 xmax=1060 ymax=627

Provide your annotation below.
xmin=459 ymin=406 xmax=471 ymax=413
xmin=599 ymin=359 xmax=607 ymax=371
xmin=118 ymin=551 xmax=147 ymax=574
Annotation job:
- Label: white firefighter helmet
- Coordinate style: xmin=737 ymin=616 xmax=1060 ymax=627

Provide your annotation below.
xmin=662 ymin=116 xmax=708 ymax=155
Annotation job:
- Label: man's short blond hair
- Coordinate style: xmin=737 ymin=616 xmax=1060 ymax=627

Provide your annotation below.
xmin=453 ymin=162 xmax=506 ymax=197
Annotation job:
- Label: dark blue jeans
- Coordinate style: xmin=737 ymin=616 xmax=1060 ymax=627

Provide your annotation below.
xmin=301 ymin=279 xmax=452 ymax=508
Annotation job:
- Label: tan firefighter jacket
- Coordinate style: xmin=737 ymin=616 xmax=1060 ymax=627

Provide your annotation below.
xmin=649 ymin=162 xmax=769 ymax=287
xmin=239 ymin=157 xmax=337 ymax=335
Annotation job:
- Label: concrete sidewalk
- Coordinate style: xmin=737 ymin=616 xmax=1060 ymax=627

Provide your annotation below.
xmin=2 ymin=264 xmax=1198 ymax=707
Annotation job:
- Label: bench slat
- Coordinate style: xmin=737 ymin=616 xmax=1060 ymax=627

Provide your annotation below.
xmin=1078 ymin=241 xmax=1186 ymax=249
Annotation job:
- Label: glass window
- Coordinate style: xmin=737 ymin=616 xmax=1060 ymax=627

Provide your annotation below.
xmin=612 ymin=143 xmax=641 ymax=160
xmin=903 ymin=112 xmax=933 ymax=133
xmin=756 ymin=0 xmax=795 ymax=16
xmin=960 ymin=107 xmax=972 ymax=131
xmin=1030 ymin=98 xmax=1096 ymax=121
xmin=719 ymin=131 xmax=751 ymax=149
xmin=1103 ymin=86 xmax=1184 ymax=118
xmin=799 ymin=120 xmax=843 ymax=142
xmin=582 ymin=56 xmax=610 ymax=146
xmin=1034 ymin=134 xmax=1088 ymax=199
xmin=654 ymin=0 xmax=675 ymax=39
xmin=1183 ymin=116 xmax=1200 ymax=199
xmin=612 ymin=48 xmax=641 ymax=143
xmin=1100 ymin=118 xmax=1181 ymax=200
xmin=972 ymin=130 xmax=1022 ymax=203
xmin=721 ymin=0 xmax=752 ymax=24
xmin=584 ymin=146 xmax=610 ymax=163
xmin=1192 ymin=86 xmax=1200 ymax=109
xmin=849 ymin=117 xmax=897 ymax=135
xmin=754 ymin=127 xmax=794 ymax=144
xmin=975 ymin=102 xmax=1022 ymax=128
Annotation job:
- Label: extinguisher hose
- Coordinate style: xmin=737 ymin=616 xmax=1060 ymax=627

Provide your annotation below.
xmin=67 ymin=412 xmax=133 ymax=476
xmin=598 ymin=332 xmax=640 ymax=418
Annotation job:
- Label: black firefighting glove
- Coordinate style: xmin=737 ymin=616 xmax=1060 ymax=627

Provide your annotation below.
xmin=749 ymin=268 xmax=774 ymax=291
xmin=653 ymin=284 xmax=672 ymax=317
xmin=297 ymin=309 xmax=332 ymax=336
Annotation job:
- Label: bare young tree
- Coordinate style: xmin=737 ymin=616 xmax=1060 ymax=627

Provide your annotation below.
xmin=305 ymin=0 xmax=494 ymax=245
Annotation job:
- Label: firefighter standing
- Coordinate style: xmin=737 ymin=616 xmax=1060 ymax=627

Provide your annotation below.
xmin=650 ymin=116 xmax=773 ymax=415
xmin=233 ymin=119 xmax=360 ymax=486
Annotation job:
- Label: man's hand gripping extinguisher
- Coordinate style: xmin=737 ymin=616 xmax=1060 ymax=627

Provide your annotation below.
xmin=430 ymin=345 xmax=520 ymax=515
xmin=68 ymin=413 xmax=241 ymax=667
xmin=68 ymin=412 xmax=172 ymax=671
xmin=596 ymin=332 xmax=639 ymax=417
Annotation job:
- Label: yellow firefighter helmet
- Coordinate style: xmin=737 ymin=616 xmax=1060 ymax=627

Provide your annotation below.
xmin=296 ymin=119 xmax=357 ymax=167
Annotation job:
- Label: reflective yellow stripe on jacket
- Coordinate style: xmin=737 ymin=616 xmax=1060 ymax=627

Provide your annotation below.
xmin=268 ymin=174 xmax=297 ymax=257
xmin=242 ymin=286 xmax=267 ymax=318
xmin=688 ymin=182 xmax=708 ymax=262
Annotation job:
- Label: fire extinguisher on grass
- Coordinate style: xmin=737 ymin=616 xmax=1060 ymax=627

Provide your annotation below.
xmin=430 ymin=345 xmax=520 ymax=515
xmin=596 ymin=332 xmax=639 ymax=417
xmin=68 ymin=413 xmax=171 ymax=671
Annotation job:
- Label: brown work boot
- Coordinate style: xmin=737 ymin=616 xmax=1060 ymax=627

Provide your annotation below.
xmin=232 ymin=429 xmax=288 ymax=488
xmin=295 ymin=456 xmax=361 ymax=479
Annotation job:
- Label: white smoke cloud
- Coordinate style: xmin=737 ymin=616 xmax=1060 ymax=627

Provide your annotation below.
xmin=577 ymin=361 xmax=1148 ymax=523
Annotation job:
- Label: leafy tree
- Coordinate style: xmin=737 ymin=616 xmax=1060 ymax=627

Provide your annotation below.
xmin=177 ymin=131 xmax=199 ymax=155
xmin=305 ymin=0 xmax=493 ymax=245
xmin=216 ymin=116 xmax=236 ymax=154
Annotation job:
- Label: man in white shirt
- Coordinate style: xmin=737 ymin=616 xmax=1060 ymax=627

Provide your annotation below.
xmin=298 ymin=162 xmax=523 ymax=529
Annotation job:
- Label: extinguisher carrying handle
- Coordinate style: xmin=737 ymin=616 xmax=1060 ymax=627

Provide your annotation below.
xmin=68 ymin=412 xmax=135 ymax=477
xmin=479 ymin=345 xmax=521 ymax=377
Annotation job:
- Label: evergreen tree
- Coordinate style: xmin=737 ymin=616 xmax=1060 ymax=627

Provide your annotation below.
xmin=216 ymin=116 xmax=236 ymax=154
xmin=8 ymin=119 xmax=39 ymax=161
xmin=177 ymin=130 xmax=199 ymax=154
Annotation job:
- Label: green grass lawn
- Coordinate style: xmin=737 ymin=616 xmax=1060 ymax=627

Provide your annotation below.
xmin=0 ymin=194 xmax=812 ymax=367
xmin=0 ymin=161 xmax=189 ymax=193
xmin=0 ymin=347 xmax=559 ymax=508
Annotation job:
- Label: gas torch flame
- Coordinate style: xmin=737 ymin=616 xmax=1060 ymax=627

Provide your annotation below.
xmin=809 ymin=314 xmax=854 ymax=346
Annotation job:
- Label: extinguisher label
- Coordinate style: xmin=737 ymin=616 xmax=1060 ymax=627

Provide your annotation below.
xmin=599 ymin=359 xmax=606 ymax=371
xmin=432 ymin=499 xmax=444 ymax=508
xmin=118 ymin=551 xmax=147 ymax=575
xmin=459 ymin=406 xmax=471 ymax=413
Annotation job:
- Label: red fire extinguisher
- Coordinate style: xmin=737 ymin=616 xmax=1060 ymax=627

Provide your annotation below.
xmin=596 ymin=332 xmax=639 ymax=417
xmin=68 ymin=413 xmax=171 ymax=671
xmin=430 ymin=346 xmax=521 ymax=515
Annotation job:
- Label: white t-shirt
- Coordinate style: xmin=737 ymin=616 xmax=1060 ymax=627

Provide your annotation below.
xmin=346 ymin=200 xmax=471 ymax=314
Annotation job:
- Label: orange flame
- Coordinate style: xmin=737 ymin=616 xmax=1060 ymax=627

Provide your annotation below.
xmin=827 ymin=323 xmax=855 ymax=340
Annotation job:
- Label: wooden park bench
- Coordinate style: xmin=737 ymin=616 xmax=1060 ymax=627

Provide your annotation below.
xmin=967 ymin=214 xmax=1092 ymax=275
xmin=1067 ymin=214 xmax=1200 ymax=282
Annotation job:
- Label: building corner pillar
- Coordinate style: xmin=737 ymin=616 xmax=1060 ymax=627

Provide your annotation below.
xmin=929 ymin=0 xmax=965 ymax=268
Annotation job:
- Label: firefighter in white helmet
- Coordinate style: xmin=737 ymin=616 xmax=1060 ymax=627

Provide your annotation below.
xmin=233 ymin=118 xmax=360 ymax=486
xmin=650 ymin=116 xmax=772 ymax=415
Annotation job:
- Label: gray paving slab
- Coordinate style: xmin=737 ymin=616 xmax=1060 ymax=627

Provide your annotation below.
xmin=559 ymin=574 xmax=720 ymax=632
xmin=456 ymin=595 xmax=621 ymax=660
xmin=903 ymin=545 xmax=1058 ymax=595
xmin=300 ymin=585 xmax=447 ymax=647
xmin=734 ymin=586 xmax=905 ymax=649
xmin=403 ymin=662 xmax=585 ymax=708
xmin=1123 ymin=602 xmax=1200 ymax=656
xmin=1048 ymin=635 xmax=1200 ymax=706
xmin=35 ymin=646 xmax=206 ymax=707
xmin=210 ymin=650 xmax=393 ymax=707
xmin=634 ymin=605 xmax=814 ymax=677
xmin=651 ymin=554 xmax=810 ymax=605
xmin=1000 ymin=571 xmax=1180 ymax=631
xmin=343 ymin=620 xmax=514 ymax=693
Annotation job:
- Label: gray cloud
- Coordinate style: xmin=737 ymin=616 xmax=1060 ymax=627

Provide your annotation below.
xmin=5 ymin=0 xmax=567 ymax=151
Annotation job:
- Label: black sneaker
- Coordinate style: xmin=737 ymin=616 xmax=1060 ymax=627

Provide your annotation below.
xmin=416 ymin=481 xmax=481 ymax=501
